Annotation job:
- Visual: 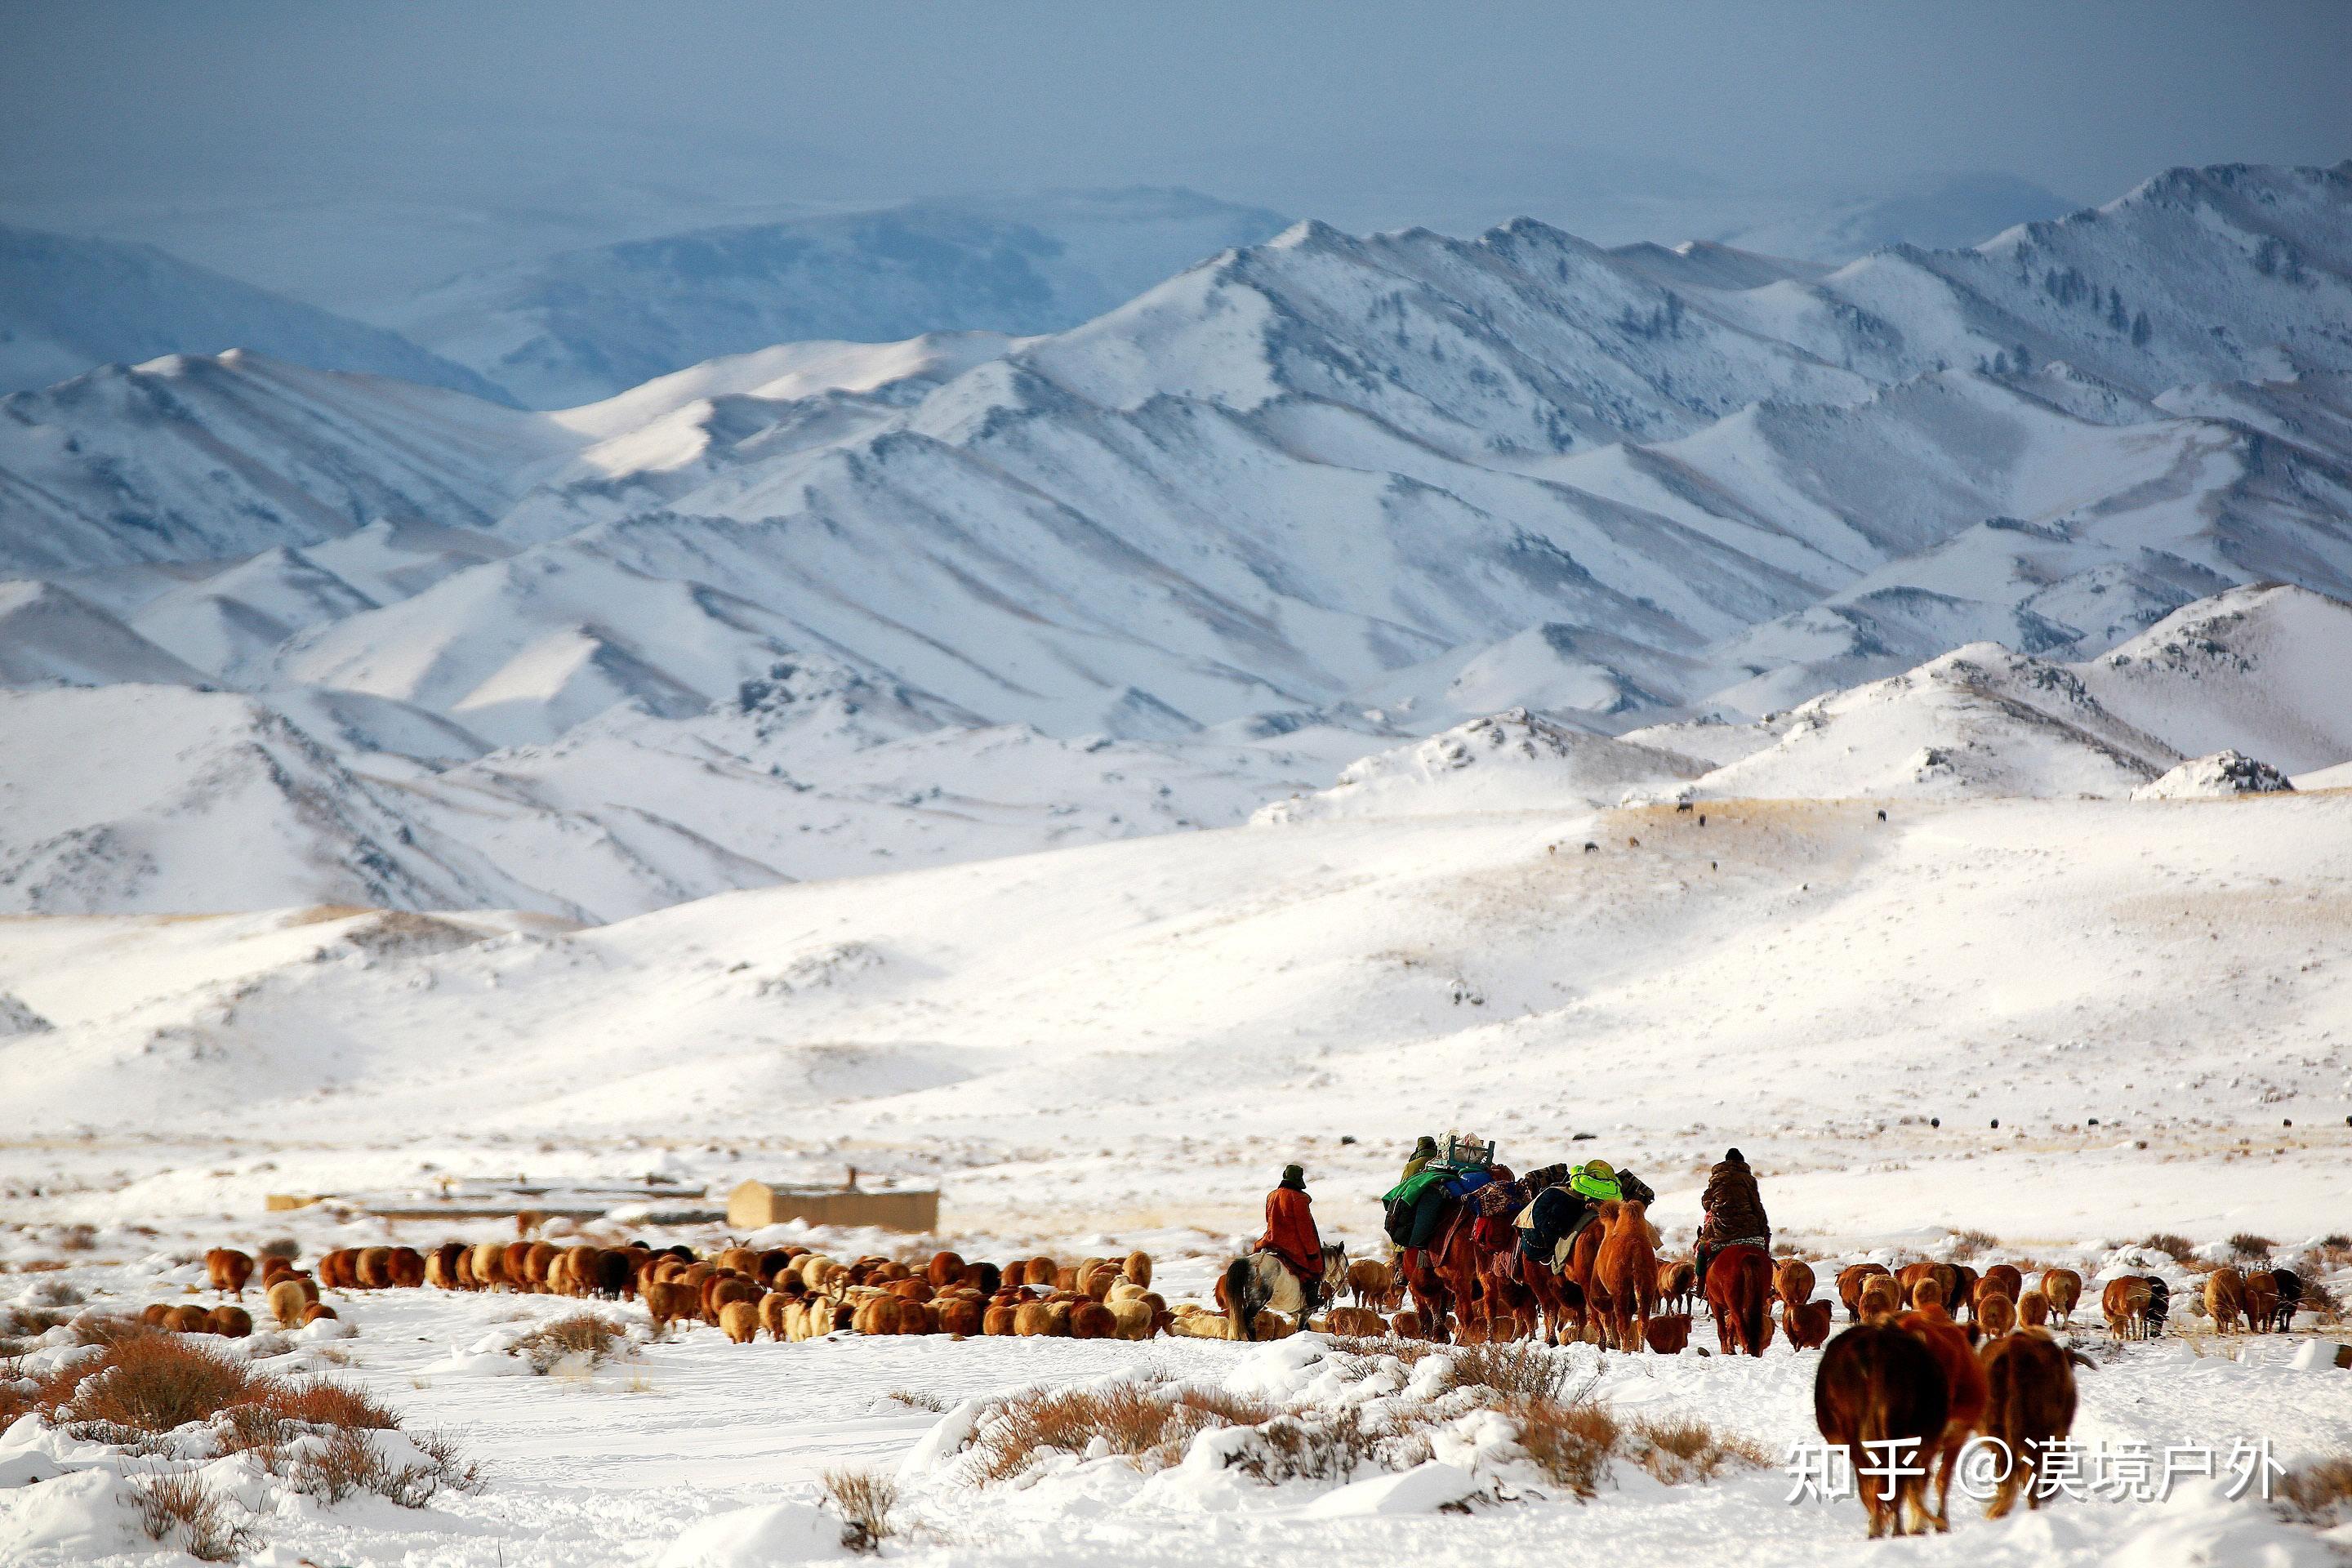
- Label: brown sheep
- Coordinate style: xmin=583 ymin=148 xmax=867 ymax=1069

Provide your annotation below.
xmin=167 ymin=1304 xmax=213 ymax=1333
xmin=1069 ymin=1301 xmax=1116 ymax=1339
xmin=926 ymin=1251 xmax=965 ymax=1290
xmin=1976 ymin=1330 xmax=2080 ymax=1517
xmin=1787 ymin=1298 xmax=1834 ymax=1351
xmin=1390 ymin=1309 xmax=1427 ymax=1339
xmin=259 ymin=1254 xmax=296 ymax=1288
xmin=706 ymin=1275 xmax=761 ymax=1324
xmin=857 ymin=1295 xmax=903 ymax=1336
xmin=425 ymin=1242 xmax=466 ymax=1290
xmin=2038 ymin=1267 xmax=2082 ymax=1325
xmin=209 ymin=1306 xmax=253 ymax=1339
xmin=2017 ymin=1291 xmax=2050 ymax=1328
xmin=205 ymin=1249 xmax=256 ymax=1298
xmin=643 ymin=1281 xmax=697 ymax=1333
xmin=523 ymin=1241 xmax=559 ymax=1290
xmin=1978 ymin=1264 xmax=2024 ymax=1307
xmin=1976 ymin=1292 xmax=2017 ymax=1339
xmin=501 ymin=1241 xmax=535 ymax=1286
xmin=719 ymin=1299 xmax=762 ymax=1344
xmin=982 ymin=1303 xmax=1018 ymax=1336
xmin=1838 ymin=1263 xmax=1893 ymax=1322
xmin=716 ymin=1247 xmax=760 ymax=1277
xmin=1324 ymin=1305 xmax=1384 ymax=1337
xmin=1022 ymin=1257 xmax=1057 ymax=1288
xmin=267 ymin=1278 xmax=312 ymax=1329
xmin=1644 ymin=1313 xmax=1693 ymax=1354
xmin=387 ymin=1247 xmax=425 ymax=1289
xmin=886 ymin=1279 xmax=934 ymax=1303
xmin=301 ymin=1303 xmax=337 ymax=1326
xmin=900 ymin=1301 xmax=940 ymax=1335
xmin=1775 ymin=1258 xmax=1816 ymax=1316
xmin=140 ymin=1303 xmax=174 ymax=1328
xmin=1123 ymin=1250 xmax=1153 ymax=1287
xmin=355 ymin=1247 xmax=394 ymax=1290
xmin=1858 ymin=1276 xmax=1902 ymax=1323
xmin=936 ymin=1296 xmax=984 ymax=1337
xmin=1658 ymin=1259 xmax=1696 ymax=1314
xmin=1013 ymin=1301 xmax=1059 ymax=1336
xmin=2203 ymin=1266 xmax=2247 ymax=1334
xmin=471 ymin=1242 xmax=508 ymax=1291
xmin=315 ymin=1250 xmax=351 ymax=1291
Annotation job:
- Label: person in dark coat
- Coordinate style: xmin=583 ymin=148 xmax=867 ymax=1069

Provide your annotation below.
xmin=1258 ymin=1164 xmax=1325 ymax=1303
xmin=1695 ymin=1147 xmax=1770 ymax=1291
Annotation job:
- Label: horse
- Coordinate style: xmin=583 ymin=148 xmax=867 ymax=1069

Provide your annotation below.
xmin=1223 ymin=1243 xmax=1348 ymax=1341
xmin=1705 ymin=1243 xmax=1774 ymax=1357
xmin=1596 ymin=1199 xmax=1661 ymax=1352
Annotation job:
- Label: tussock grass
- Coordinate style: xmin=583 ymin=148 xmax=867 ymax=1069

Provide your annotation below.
xmin=821 ymin=1468 xmax=899 ymax=1552
xmin=969 ymin=1383 xmax=1272 ymax=1484
xmin=2229 ymin=1232 xmax=2277 ymax=1263
xmin=2139 ymin=1232 xmax=2196 ymax=1264
xmin=510 ymin=1312 xmax=628 ymax=1374
xmin=2278 ymin=1457 xmax=2352 ymax=1524
xmin=131 ymin=1469 xmax=256 ymax=1561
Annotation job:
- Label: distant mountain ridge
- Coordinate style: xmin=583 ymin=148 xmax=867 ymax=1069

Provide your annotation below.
xmin=2 ymin=160 xmax=2350 ymax=917
xmin=0 ymin=223 xmax=512 ymax=402
xmin=383 ymin=187 xmax=1293 ymax=408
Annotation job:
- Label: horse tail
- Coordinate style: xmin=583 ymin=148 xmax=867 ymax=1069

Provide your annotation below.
xmin=1224 ymin=1258 xmax=1256 ymax=1341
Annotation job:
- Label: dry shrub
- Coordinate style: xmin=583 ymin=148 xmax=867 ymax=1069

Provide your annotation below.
xmin=2140 ymin=1232 xmax=2196 ymax=1264
xmin=884 ymin=1388 xmax=951 ymax=1413
xmin=1508 ymin=1393 xmax=1620 ymax=1498
xmin=2229 ymin=1232 xmax=2277 ymax=1263
xmin=969 ymin=1383 xmax=1271 ymax=1484
xmin=257 ymin=1378 xmax=399 ymax=1432
xmin=1948 ymin=1229 xmax=2001 ymax=1261
xmin=510 ymin=1312 xmax=627 ymax=1374
xmin=2278 ymin=1457 xmax=2352 ymax=1525
xmin=821 ymin=1468 xmax=899 ymax=1553
xmin=64 ymin=1334 xmax=259 ymax=1436
xmin=131 ymin=1469 xmax=256 ymax=1561
xmin=1441 ymin=1340 xmax=1575 ymax=1401
xmin=1227 ymin=1406 xmax=1383 ymax=1484
xmin=70 ymin=1314 xmax=154 ymax=1348
xmin=1625 ymin=1415 xmax=1772 ymax=1485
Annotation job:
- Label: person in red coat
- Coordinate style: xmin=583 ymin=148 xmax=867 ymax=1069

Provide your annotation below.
xmin=1258 ymin=1164 xmax=1325 ymax=1305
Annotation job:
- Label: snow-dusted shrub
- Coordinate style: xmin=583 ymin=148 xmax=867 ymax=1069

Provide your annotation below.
xmin=2139 ymin=1232 xmax=2196 ymax=1264
xmin=131 ymin=1468 xmax=256 ymax=1561
xmin=969 ymin=1383 xmax=1274 ymax=1483
xmin=820 ymin=1468 xmax=899 ymax=1552
xmin=2278 ymin=1458 xmax=2352 ymax=1526
xmin=509 ymin=1311 xmax=629 ymax=1374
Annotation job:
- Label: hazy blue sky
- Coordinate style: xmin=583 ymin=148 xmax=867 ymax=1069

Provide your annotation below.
xmin=5 ymin=1 xmax=2345 ymax=266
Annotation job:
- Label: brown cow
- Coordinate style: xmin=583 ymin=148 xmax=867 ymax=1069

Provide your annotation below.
xmin=1839 ymin=1263 xmax=1893 ymax=1322
xmin=1978 ymin=1264 xmax=2023 ymax=1307
xmin=1899 ymin=1281 xmax=1989 ymax=1530
xmin=1596 ymin=1200 xmax=1661 ymax=1352
xmin=2241 ymin=1271 xmax=2279 ymax=1334
xmin=2038 ymin=1268 xmax=2082 ymax=1325
xmin=1706 ymin=1244 xmax=1775 ymax=1357
xmin=2204 ymin=1267 xmax=2247 ymax=1334
xmin=2101 ymin=1276 xmax=2153 ymax=1339
xmin=1977 ymin=1331 xmax=2079 ymax=1517
xmin=1775 ymin=1258 xmax=1815 ymax=1317
xmin=1815 ymin=1324 xmax=1949 ymax=1537
xmin=204 ymin=1249 xmax=255 ymax=1298
xmin=1345 ymin=1258 xmax=1392 ymax=1308
xmin=1787 ymin=1298 xmax=1833 ymax=1351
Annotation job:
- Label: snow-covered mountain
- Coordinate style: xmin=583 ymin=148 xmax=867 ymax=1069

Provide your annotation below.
xmin=0 ymin=223 xmax=510 ymax=401
xmin=384 ymin=188 xmax=1290 ymax=408
xmin=4 ymin=162 xmax=2351 ymax=917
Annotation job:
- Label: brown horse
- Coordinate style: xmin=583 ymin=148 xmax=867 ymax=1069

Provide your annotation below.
xmin=1596 ymin=1199 xmax=1661 ymax=1352
xmin=1706 ymin=1243 xmax=1775 ymax=1357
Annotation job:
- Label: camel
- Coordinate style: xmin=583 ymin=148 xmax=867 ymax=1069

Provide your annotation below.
xmin=1595 ymin=1199 xmax=1661 ymax=1352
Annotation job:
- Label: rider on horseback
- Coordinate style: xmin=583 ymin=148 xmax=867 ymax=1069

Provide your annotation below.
xmin=1694 ymin=1147 xmax=1770 ymax=1293
xmin=1516 ymin=1158 xmax=1656 ymax=1265
xmin=1257 ymin=1163 xmax=1326 ymax=1308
